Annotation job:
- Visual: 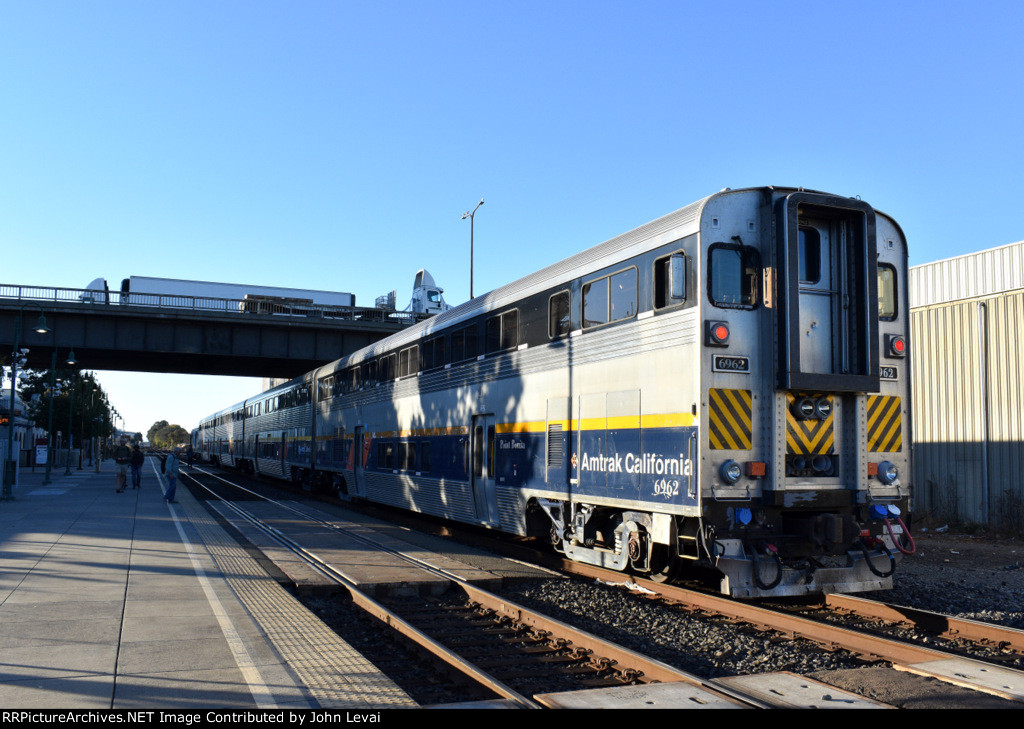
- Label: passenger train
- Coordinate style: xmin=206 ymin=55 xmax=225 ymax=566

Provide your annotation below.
xmin=194 ymin=186 xmax=913 ymax=598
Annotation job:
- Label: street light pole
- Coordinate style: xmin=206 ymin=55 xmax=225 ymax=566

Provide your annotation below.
xmin=4 ymin=306 xmax=50 ymax=500
xmin=64 ymin=360 xmax=77 ymax=476
xmin=461 ymin=198 xmax=484 ymax=300
xmin=42 ymin=354 xmax=59 ymax=486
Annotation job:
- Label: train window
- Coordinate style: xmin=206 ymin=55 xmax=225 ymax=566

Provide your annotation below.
xmin=422 ymin=337 xmax=434 ymax=370
xmin=709 ymin=243 xmax=760 ymax=309
xmin=451 ymin=329 xmax=463 ymax=361
xmin=379 ymin=353 xmax=396 ymax=382
xmin=398 ymin=346 xmax=419 ymax=378
xmin=488 ymin=425 xmax=495 ymax=477
xmin=548 ymin=291 xmax=571 ymax=339
xmin=464 ymin=325 xmax=478 ymax=360
xmin=798 ymin=228 xmax=821 ymax=284
xmin=452 ymin=324 xmax=479 ymax=362
xmin=583 ymin=276 xmax=609 ymax=328
xmin=473 ymin=426 xmax=484 ymax=477
xmin=435 ymin=336 xmax=448 ymax=367
xmin=503 ymin=310 xmax=519 ymax=349
xmin=610 ymin=269 xmax=637 ymax=321
xmin=420 ymin=442 xmax=431 ymax=472
xmin=398 ymin=442 xmax=415 ymax=470
xmin=486 ymin=310 xmax=519 ymax=354
xmin=485 ymin=317 xmax=500 ymax=352
xmin=583 ymin=267 xmax=637 ymax=329
xmin=377 ymin=442 xmax=394 ymax=469
xmin=878 ymin=264 xmax=897 ymax=320
xmin=654 ymin=252 xmax=687 ymax=309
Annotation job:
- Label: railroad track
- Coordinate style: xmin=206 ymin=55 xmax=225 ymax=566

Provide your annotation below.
xmin=181 ymin=466 xmax=768 ymax=708
xmin=547 ymin=559 xmax=1024 ymax=702
xmin=182 ymin=464 xmax=1024 ymax=707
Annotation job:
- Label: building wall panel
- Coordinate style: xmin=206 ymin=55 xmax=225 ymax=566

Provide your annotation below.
xmin=911 ymin=285 xmax=1024 ymax=528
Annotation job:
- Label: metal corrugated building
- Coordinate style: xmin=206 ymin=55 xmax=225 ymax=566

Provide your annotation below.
xmin=910 ymin=240 xmax=1024 ymax=528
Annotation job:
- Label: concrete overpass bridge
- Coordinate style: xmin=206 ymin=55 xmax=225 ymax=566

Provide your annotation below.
xmin=0 ymin=284 xmax=426 ymax=378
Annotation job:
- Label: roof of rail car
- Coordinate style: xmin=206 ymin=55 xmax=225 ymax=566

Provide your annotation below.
xmin=310 ymin=185 xmax=888 ymax=376
xmin=316 ymin=190 xmax=718 ymax=376
xmin=201 ymin=373 xmax=309 ymax=423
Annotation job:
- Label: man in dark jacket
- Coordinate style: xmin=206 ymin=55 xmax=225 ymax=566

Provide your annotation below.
xmin=130 ymin=445 xmax=144 ymax=489
xmin=114 ymin=439 xmax=131 ymax=492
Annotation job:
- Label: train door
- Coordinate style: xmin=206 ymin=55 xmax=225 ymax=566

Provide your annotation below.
xmin=775 ymin=192 xmax=878 ymax=392
xmin=796 ymin=221 xmax=837 ymax=375
xmin=353 ymin=426 xmax=366 ymax=496
xmin=774 ymin=192 xmax=880 ymax=490
xmin=471 ymin=414 xmax=499 ymax=525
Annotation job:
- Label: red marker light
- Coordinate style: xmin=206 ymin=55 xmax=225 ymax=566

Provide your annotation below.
xmin=886 ymin=334 xmax=907 ymax=358
xmin=706 ymin=320 xmax=730 ymax=347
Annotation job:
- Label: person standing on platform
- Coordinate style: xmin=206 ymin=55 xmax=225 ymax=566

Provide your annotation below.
xmin=114 ymin=439 xmax=131 ymax=492
xmin=163 ymin=448 xmax=180 ymax=503
xmin=130 ymin=444 xmax=144 ymax=489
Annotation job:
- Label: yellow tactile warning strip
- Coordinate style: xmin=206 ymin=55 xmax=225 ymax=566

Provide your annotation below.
xmin=867 ymin=395 xmax=903 ymax=453
xmin=183 ymin=499 xmax=418 ymax=708
xmin=708 ymin=388 xmax=752 ymax=450
xmin=786 ymin=393 xmax=835 ymax=456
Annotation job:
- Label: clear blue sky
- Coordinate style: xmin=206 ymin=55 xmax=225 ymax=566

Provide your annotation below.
xmin=3 ymin=1 xmax=1023 ymax=437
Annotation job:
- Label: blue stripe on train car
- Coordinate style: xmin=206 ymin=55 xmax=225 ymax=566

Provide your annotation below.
xmin=575 ymin=426 xmax=699 ymax=508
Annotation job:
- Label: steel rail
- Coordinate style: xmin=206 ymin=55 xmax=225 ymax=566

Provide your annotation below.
xmin=181 ymin=469 xmax=540 ymax=709
xmin=558 ymin=560 xmax=1024 ymax=701
xmin=183 ymin=467 xmax=765 ymax=708
xmin=824 ymin=593 xmax=1024 ymax=654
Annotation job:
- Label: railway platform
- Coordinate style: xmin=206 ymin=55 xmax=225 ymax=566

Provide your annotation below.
xmin=0 ymin=457 xmax=417 ymax=710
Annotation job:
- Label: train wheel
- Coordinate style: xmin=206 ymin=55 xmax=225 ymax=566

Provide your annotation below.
xmin=647 ymin=545 xmax=680 ymax=584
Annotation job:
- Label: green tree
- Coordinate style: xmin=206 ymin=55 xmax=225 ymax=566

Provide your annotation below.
xmin=21 ymin=369 xmax=112 ymax=442
xmin=147 ymin=420 xmax=169 ymax=445
xmin=149 ymin=422 xmax=190 ymax=449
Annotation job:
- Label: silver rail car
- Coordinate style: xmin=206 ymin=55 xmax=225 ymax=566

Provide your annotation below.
xmin=194 ymin=186 xmax=913 ymax=598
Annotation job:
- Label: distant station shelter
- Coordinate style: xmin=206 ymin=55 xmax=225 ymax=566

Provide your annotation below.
xmin=910 ymin=240 xmax=1024 ymax=529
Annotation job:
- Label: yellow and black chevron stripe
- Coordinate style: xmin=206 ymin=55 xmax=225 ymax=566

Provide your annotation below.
xmin=786 ymin=393 xmax=834 ymax=456
xmin=867 ymin=395 xmax=902 ymax=453
xmin=709 ymin=388 xmax=752 ymax=450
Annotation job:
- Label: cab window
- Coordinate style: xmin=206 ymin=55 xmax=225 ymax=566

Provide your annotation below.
xmin=878 ymin=264 xmax=897 ymax=320
xmin=709 ymin=243 xmax=760 ymax=309
xmin=798 ymin=228 xmax=822 ymax=284
xmin=654 ymin=251 xmax=687 ymax=309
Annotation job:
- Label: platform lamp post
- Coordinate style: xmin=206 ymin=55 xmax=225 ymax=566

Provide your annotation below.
xmin=63 ymin=354 xmax=77 ymax=475
xmin=3 ymin=306 xmax=51 ymax=500
xmin=42 ymin=349 xmax=76 ymax=485
xmin=42 ymin=377 xmax=62 ymax=486
xmin=461 ymin=198 xmax=484 ymax=300
xmin=78 ymin=378 xmax=95 ymax=471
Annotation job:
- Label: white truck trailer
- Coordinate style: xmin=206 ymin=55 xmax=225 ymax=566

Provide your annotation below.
xmin=81 ymin=276 xmax=356 ymax=311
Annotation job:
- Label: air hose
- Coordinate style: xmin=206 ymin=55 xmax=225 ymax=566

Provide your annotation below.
xmin=884 ymin=516 xmax=916 ymax=555
xmin=751 ymin=542 xmax=783 ymax=590
xmin=859 ymin=537 xmax=897 ymax=578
